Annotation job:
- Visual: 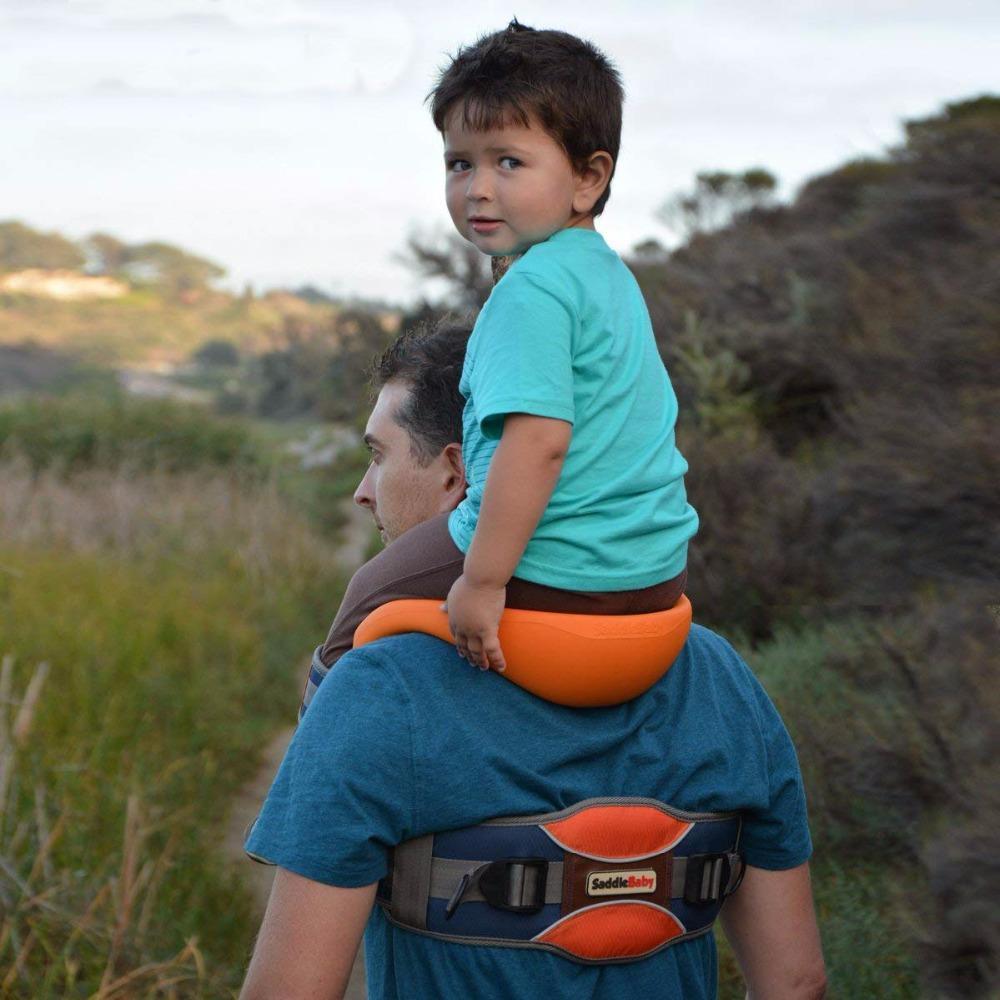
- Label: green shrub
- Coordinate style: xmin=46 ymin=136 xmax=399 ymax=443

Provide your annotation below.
xmin=0 ymin=394 xmax=263 ymax=474
xmin=740 ymin=591 xmax=997 ymax=998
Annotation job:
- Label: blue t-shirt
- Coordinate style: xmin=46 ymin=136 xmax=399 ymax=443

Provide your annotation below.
xmin=448 ymin=226 xmax=699 ymax=591
xmin=246 ymin=626 xmax=811 ymax=1000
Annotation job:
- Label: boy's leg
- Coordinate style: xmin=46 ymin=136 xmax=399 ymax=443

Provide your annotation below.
xmin=301 ymin=507 xmax=688 ymax=717
xmin=506 ymin=569 xmax=687 ymax=616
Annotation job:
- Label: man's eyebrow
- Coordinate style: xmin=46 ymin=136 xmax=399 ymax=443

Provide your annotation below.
xmin=363 ymin=433 xmax=384 ymax=449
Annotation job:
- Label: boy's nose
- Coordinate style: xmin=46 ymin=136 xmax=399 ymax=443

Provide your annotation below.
xmin=465 ymin=169 xmax=492 ymax=201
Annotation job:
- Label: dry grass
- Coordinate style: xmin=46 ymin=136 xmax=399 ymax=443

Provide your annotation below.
xmin=0 ymin=459 xmax=347 ymax=996
xmin=0 ymin=457 xmax=329 ymax=578
xmin=0 ymin=656 xmax=214 ymax=997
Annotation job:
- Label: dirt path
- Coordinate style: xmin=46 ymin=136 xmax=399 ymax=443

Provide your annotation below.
xmin=223 ymin=496 xmax=374 ymax=997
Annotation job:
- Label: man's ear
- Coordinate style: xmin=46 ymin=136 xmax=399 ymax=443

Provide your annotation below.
xmin=441 ymin=442 xmax=466 ymax=504
xmin=572 ymin=151 xmax=614 ymax=216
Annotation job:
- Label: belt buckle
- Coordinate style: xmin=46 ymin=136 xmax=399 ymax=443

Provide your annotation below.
xmin=479 ymin=857 xmax=548 ymax=914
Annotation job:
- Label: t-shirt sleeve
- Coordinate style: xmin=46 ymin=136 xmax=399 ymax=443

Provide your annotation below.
xmin=738 ymin=676 xmax=814 ymax=871
xmin=470 ymin=268 xmax=576 ymax=437
xmin=244 ymin=648 xmax=417 ymax=887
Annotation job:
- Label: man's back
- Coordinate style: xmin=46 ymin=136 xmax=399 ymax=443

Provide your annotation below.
xmin=246 ymin=625 xmax=811 ymax=999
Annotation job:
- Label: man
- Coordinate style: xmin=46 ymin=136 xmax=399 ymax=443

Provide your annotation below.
xmin=241 ymin=321 xmax=827 ymax=1000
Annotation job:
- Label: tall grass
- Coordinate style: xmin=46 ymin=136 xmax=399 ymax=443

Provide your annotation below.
xmin=0 ymin=460 xmax=347 ymax=996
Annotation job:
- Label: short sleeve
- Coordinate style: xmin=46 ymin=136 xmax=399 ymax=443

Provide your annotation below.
xmin=470 ymin=269 xmax=576 ymax=437
xmin=739 ymin=680 xmax=813 ymax=870
xmin=244 ymin=648 xmax=417 ymax=887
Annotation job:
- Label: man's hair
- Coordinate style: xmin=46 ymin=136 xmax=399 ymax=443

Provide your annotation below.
xmin=370 ymin=319 xmax=472 ymax=464
xmin=427 ymin=19 xmax=623 ymax=217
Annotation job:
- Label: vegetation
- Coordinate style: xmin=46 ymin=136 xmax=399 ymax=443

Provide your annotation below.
xmin=644 ymin=96 xmax=998 ymax=998
xmin=0 ymin=394 xmax=262 ymax=475
xmin=0 ymin=435 xmax=347 ymax=996
xmin=0 ymin=221 xmax=85 ymax=272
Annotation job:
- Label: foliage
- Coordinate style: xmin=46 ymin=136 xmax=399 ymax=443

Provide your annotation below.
xmin=657 ymin=168 xmax=778 ymax=240
xmin=116 ymin=241 xmax=226 ymax=297
xmin=636 ymin=94 xmax=1000 ymax=994
xmin=0 ymin=460 xmax=347 ymax=995
xmin=191 ymin=338 xmax=241 ymax=368
xmin=397 ymin=228 xmax=492 ymax=312
xmin=237 ymin=310 xmax=397 ymax=426
xmin=0 ymin=220 xmax=85 ymax=272
xmin=0 ymin=343 xmax=117 ymax=398
xmin=0 ymin=393 xmax=263 ymax=475
xmin=741 ymin=589 xmax=997 ymax=998
xmin=636 ymin=95 xmax=1000 ymax=636
xmin=82 ymin=232 xmax=226 ymax=296
xmin=0 ymin=284 xmax=333 ymax=366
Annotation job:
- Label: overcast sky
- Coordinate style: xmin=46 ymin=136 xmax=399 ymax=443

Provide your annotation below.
xmin=1 ymin=0 xmax=996 ymax=303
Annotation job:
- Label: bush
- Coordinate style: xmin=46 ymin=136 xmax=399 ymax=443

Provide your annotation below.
xmin=0 ymin=393 xmax=263 ymax=474
xmin=744 ymin=587 xmax=998 ymax=998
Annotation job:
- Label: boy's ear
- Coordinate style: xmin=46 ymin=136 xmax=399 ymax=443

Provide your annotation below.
xmin=572 ymin=151 xmax=614 ymax=215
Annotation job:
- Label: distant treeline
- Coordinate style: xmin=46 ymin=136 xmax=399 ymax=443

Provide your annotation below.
xmin=0 ymin=220 xmax=225 ymax=296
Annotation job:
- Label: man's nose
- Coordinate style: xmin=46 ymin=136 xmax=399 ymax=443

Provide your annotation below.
xmin=354 ymin=463 xmax=375 ymax=508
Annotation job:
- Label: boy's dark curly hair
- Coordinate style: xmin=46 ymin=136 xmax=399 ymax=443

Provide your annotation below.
xmin=427 ymin=19 xmax=624 ymax=217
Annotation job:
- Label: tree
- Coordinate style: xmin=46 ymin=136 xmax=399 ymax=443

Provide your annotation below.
xmin=121 ymin=241 xmax=226 ymax=296
xmin=657 ymin=169 xmax=778 ymax=241
xmin=396 ymin=228 xmax=492 ymax=312
xmin=83 ymin=232 xmax=129 ymax=274
xmin=0 ymin=220 xmax=85 ymax=271
xmin=192 ymin=339 xmax=240 ymax=368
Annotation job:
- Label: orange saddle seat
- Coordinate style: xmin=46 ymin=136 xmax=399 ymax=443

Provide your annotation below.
xmin=353 ymin=595 xmax=692 ymax=708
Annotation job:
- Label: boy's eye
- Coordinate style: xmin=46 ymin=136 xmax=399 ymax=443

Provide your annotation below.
xmin=499 ymin=156 xmax=522 ymax=169
xmin=446 ymin=158 xmax=471 ymax=172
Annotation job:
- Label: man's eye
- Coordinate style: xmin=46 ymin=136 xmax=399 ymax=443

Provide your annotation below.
xmin=446 ymin=159 xmax=470 ymax=172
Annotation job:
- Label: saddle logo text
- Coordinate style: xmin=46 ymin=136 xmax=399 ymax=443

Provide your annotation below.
xmin=586 ymin=869 xmax=657 ymax=896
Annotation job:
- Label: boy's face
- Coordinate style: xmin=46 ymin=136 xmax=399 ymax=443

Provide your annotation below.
xmin=443 ymin=109 xmax=592 ymax=256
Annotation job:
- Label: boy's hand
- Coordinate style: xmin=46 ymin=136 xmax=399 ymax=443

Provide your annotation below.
xmin=441 ymin=573 xmax=507 ymax=672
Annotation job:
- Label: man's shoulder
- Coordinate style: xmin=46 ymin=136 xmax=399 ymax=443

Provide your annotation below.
xmin=329 ymin=623 xmax=763 ymax=718
xmin=679 ymin=624 xmax=773 ymax=714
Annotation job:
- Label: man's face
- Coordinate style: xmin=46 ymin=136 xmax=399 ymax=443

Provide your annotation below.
xmin=443 ymin=109 xmax=590 ymax=257
xmin=354 ymin=381 xmax=464 ymax=544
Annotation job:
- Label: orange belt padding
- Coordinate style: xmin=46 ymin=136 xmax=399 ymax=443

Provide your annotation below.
xmin=533 ymin=901 xmax=685 ymax=960
xmin=542 ymin=803 xmax=694 ymax=859
xmin=353 ymin=595 xmax=692 ymax=707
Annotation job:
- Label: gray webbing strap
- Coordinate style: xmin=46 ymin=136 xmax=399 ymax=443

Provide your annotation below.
xmin=428 ymin=857 xmax=691 ymax=905
xmin=429 ymin=858 xmax=565 ymax=906
xmin=390 ymin=834 xmax=434 ymax=929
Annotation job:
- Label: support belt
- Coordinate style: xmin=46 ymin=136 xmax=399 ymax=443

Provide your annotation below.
xmin=377 ymin=797 xmax=744 ymax=964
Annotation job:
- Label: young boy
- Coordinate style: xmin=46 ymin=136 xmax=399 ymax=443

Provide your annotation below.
xmin=310 ymin=20 xmax=697 ymax=690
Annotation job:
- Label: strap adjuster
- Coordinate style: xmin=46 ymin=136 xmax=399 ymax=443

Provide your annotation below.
xmin=683 ymin=852 xmax=744 ymax=906
xmin=479 ymin=857 xmax=549 ymax=914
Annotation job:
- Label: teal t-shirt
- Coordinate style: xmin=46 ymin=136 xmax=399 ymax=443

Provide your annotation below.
xmin=246 ymin=627 xmax=812 ymax=1000
xmin=448 ymin=226 xmax=698 ymax=591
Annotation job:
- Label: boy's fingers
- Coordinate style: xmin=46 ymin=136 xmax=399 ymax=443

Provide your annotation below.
xmin=484 ymin=638 xmax=506 ymax=673
xmin=465 ymin=636 xmax=488 ymax=670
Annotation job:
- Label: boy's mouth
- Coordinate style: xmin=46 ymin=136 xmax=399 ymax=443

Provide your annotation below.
xmin=469 ymin=217 xmax=502 ymax=234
